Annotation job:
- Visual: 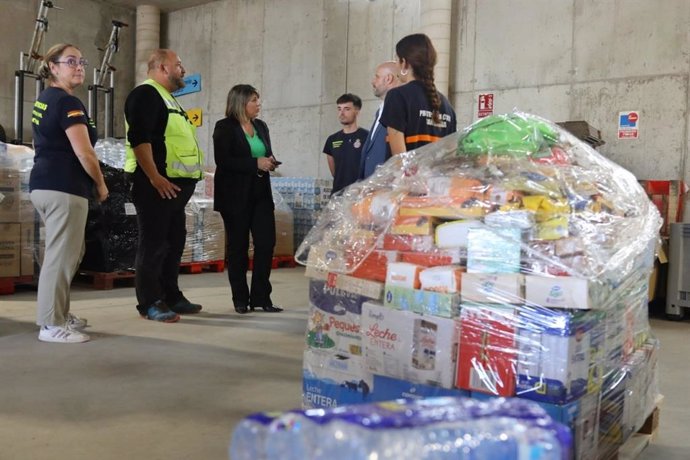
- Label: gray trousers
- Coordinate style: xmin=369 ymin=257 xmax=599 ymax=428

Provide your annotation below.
xmin=30 ymin=190 xmax=88 ymax=326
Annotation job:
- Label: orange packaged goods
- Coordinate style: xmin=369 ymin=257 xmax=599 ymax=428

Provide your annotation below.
xmin=391 ymin=215 xmax=437 ymax=235
xmin=351 ymin=250 xmax=399 ymax=282
xmin=400 ymin=248 xmax=462 ymax=267
xmin=418 ymin=265 xmax=463 ymax=293
xmin=426 ymin=177 xmax=487 ymax=201
xmin=382 ymin=234 xmax=435 ymax=252
xmin=350 ymin=190 xmax=404 ymax=227
xmin=385 ymin=262 xmax=423 ymax=289
xmin=398 ymin=195 xmax=489 ymax=219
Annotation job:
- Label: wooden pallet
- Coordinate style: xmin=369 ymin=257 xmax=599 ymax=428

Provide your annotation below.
xmin=179 ymin=260 xmax=225 ymax=274
xmin=248 ymin=255 xmax=296 ymax=271
xmin=0 ymin=275 xmax=35 ymax=295
xmin=606 ymin=397 xmax=662 ymax=460
xmin=75 ymin=270 xmax=135 ymax=290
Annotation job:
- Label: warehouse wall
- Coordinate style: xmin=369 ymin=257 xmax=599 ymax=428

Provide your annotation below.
xmin=165 ymin=0 xmax=690 ymax=187
xmin=453 ymin=0 xmax=690 ymax=184
xmin=164 ymin=0 xmax=421 ymax=179
xmin=1 ymin=0 xmax=688 ymax=189
xmin=0 ymin=0 xmax=135 ymax=143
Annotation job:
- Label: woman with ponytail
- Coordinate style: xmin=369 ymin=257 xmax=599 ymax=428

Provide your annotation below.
xmin=379 ymin=33 xmax=457 ymax=155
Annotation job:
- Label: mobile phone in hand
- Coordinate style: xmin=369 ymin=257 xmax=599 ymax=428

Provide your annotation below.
xmin=273 ymin=160 xmax=282 ymax=166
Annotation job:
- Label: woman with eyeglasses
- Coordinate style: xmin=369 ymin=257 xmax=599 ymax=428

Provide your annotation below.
xmin=29 ymin=43 xmax=108 ymax=343
xmin=212 ymin=84 xmax=283 ymax=314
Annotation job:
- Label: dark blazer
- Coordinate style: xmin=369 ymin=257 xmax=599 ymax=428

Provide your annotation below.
xmin=359 ymin=121 xmax=390 ymax=179
xmin=213 ymin=116 xmax=274 ymax=215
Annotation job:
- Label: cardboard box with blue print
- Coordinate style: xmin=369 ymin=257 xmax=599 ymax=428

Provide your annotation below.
xmin=0 ymin=222 xmax=20 ymax=277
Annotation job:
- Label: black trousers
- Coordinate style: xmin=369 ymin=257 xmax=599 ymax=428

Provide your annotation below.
xmin=221 ymin=186 xmax=276 ymax=309
xmin=131 ymin=174 xmax=196 ymax=311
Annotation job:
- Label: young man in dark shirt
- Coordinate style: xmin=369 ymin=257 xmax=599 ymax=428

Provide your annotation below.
xmin=322 ymin=93 xmax=368 ymax=195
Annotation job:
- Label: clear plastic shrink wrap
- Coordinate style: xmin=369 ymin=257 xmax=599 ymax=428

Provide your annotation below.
xmin=231 ymin=396 xmax=572 ymax=460
xmin=0 ymin=142 xmax=40 ymax=278
xmin=295 ymin=112 xmax=662 ymax=459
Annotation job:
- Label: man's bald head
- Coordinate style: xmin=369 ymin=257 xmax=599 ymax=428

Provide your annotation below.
xmin=372 ymin=60 xmax=400 ymax=99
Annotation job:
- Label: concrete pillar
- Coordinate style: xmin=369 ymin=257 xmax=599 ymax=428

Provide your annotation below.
xmin=420 ymin=0 xmax=452 ymax=96
xmin=135 ymin=5 xmax=160 ymax=84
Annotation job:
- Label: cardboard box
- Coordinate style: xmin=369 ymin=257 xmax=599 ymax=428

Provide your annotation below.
xmin=456 ymin=304 xmax=517 ymax=396
xmin=534 ymin=392 xmax=601 ymax=460
xmin=305 ymin=279 xmax=376 ymax=358
xmin=385 ymin=262 xmax=423 ymax=289
xmin=524 ymin=274 xmax=594 ymax=310
xmin=302 ymin=349 xmax=373 ymax=409
xmin=274 ymin=206 xmax=294 ymax=256
xmin=0 ymin=171 xmax=20 ymax=223
xmin=556 ymin=121 xmax=605 ymax=148
xmin=306 ymin=267 xmax=384 ymax=300
xmin=351 ymin=250 xmax=398 ymax=283
xmin=399 ymin=248 xmax=463 ymax=267
xmin=384 ymin=285 xmax=461 ymax=318
xmin=516 ymin=307 xmax=595 ymax=404
xmin=0 ymin=222 xmax=20 ymax=277
xmin=20 ymin=222 xmax=35 ymax=276
xmin=370 ymin=374 xmax=468 ymax=402
xmin=362 ymin=302 xmax=460 ymax=388
xmin=419 ymin=266 xmax=463 ymax=293
xmin=381 ymin=234 xmax=435 ymax=252
xmin=435 ymin=220 xmax=483 ymax=249
xmin=461 ymin=273 xmax=524 ymax=304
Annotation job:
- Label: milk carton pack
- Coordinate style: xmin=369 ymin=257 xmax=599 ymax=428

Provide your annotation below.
xmin=535 ymin=392 xmax=600 ymax=460
xmin=302 ymin=349 xmax=373 ymax=409
xmin=370 ymin=374 xmax=468 ymax=402
xmin=362 ymin=302 xmax=460 ymax=388
xmin=516 ymin=306 xmax=596 ymax=404
xmin=306 ymin=279 xmax=375 ymax=358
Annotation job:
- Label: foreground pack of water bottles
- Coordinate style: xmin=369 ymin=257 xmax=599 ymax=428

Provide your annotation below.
xmin=231 ymin=396 xmax=572 ymax=460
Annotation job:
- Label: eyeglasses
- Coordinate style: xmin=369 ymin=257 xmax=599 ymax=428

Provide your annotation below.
xmin=55 ymin=58 xmax=89 ymax=69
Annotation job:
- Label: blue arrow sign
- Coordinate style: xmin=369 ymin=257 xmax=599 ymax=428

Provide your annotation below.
xmin=172 ymin=73 xmax=202 ymax=97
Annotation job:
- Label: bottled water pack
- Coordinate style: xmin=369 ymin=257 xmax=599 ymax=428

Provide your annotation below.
xmin=230 ymin=396 xmax=571 ymax=460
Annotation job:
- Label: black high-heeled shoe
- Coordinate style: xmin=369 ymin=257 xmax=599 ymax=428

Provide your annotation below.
xmin=234 ymin=304 xmax=249 ymax=314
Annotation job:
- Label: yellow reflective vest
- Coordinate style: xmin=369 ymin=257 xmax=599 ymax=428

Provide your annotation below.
xmin=124 ymin=79 xmax=203 ymax=179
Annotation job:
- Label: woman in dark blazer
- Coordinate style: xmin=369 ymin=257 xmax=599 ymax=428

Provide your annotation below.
xmin=213 ymin=84 xmax=282 ymax=314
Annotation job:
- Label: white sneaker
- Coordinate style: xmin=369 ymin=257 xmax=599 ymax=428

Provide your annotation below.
xmin=38 ymin=325 xmax=90 ymax=343
xmin=66 ymin=313 xmax=88 ymax=330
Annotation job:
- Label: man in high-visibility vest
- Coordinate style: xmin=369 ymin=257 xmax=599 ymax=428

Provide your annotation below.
xmin=124 ymin=48 xmax=203 ymax=323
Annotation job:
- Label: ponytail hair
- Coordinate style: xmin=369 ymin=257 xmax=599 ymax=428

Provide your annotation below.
xmin=396 ymin=33 xmax=441 ymax=123
xmin=38 ymin=43 xmax=78 ymax=81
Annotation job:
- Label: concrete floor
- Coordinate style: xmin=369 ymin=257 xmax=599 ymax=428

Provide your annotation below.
xmin=0 ymin=267 xmax=687 ymax=459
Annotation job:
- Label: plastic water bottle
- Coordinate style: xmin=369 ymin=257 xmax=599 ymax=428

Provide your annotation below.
xmin=229 ymin=397 xmax=571 ymax=460
xmin=229 ymin=412 xmax=279 ymax=460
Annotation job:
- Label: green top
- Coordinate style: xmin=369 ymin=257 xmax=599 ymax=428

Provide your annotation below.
xmin=245 ymin=131 xmax=267 ymax=158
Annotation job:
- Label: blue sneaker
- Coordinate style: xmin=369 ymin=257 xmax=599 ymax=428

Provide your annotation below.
xmin=170 ymin=296 xmax=202 ymax=314
xmin=142 ymin=301 xmax=180 ymax=323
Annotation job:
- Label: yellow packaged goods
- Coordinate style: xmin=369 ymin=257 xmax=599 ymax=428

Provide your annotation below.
xmin=391 ymin=215 xmax=437 ymax=235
